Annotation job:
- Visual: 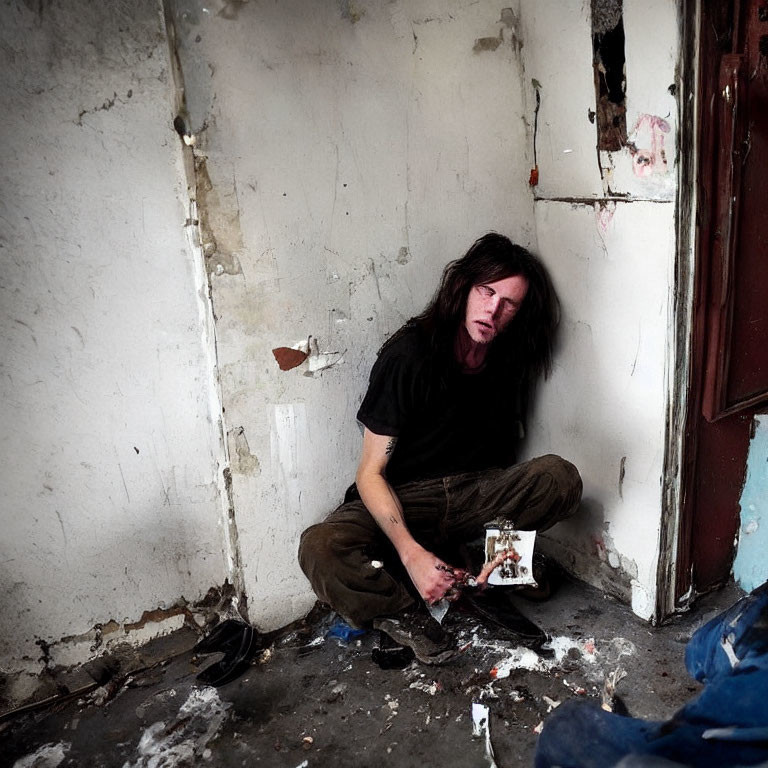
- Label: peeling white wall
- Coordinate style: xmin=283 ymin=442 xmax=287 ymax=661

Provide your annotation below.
xmin=0 ymin=0 xmax=686 ymax=692
xmin=172 ymin=0 xmax=535 ymax=629
xmin=0 ymin=0 xmax=228 ymax=682
xmin=520 ymin=0 xmax=680 ymax=619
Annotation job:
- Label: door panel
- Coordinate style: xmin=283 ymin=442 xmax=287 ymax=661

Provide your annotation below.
xmin=703 ymin=0 xmax=768 ymax=421
xmin=678 ymin=0 xmax=767 ymax=602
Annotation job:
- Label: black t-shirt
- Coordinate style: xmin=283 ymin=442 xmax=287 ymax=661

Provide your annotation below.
xmin=356 ymin=325 xmax=524 ymax=486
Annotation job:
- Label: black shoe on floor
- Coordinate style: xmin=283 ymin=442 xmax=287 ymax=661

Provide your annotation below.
xmin=463 ymin=588 xmax=548 ymax=649
xmin=373 ymin=609 xmax=458 ymax=665
xmin=514 ymin=553 xmax=560 ymax=601
xmin=194 ymin=619 xmax=264 ymax=687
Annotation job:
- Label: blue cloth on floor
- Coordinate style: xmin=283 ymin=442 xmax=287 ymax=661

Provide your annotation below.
xmin=535 ymin=581 xmax=768 ymax=768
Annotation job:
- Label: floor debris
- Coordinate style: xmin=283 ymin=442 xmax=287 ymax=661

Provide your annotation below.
xmin=542 ymin=696 xmax=560 ymax=713
xmin=471 ymin=703 xmax=499 ymax=768
xmin=123 ymin=687 xmax=230 ymax=768
xmin=409 ymin=681 xmax=440 ymax=696
xmin=2 ymin=580 xmax=744 ymax=768
xmin=12 ymin=742 xmax=70 ymax=768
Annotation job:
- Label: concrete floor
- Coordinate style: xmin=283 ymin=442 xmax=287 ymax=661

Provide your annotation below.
xmin=1 ymin=580 xmax=742 ymax=768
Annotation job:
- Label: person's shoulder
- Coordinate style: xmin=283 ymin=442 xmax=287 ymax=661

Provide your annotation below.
xmin=377 ymin=323 xmax=428 ymax=361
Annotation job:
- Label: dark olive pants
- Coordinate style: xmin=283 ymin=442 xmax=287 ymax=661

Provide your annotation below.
xmin=298 ymin=454 xmax=582 ymax=627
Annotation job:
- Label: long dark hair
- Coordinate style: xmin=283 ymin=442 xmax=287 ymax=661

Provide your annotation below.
xmin=385 ymin=232 xmax=560 ymax=395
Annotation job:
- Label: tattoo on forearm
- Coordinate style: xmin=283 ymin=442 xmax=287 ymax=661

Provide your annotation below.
xmin=385 ymin=438 xmax=397 ymax=456
xmin=388 ymin=515 xmax=399 ymax=526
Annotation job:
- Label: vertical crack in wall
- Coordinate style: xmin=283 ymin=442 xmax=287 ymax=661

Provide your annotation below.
xmin=160 ymin=0 xmax=247 ymax=617
xmin=591 ymin=0 xmax=627 ymax=153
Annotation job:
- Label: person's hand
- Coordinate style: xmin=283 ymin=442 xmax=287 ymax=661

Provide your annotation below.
xmin=401 ymin=545 xmax=467 ymax=604
xmin=475 ymin=548 xmax=517 ymax=589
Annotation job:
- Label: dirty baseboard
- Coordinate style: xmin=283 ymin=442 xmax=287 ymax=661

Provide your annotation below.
xmin=0 ymin=582 xmax=241 ymax=720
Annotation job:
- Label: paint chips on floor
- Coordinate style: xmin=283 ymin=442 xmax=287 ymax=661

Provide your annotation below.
xmin=123 ymin=686 xmax=230 ymax=768
xmin=12 ymin=742 xmax=70 ymax=768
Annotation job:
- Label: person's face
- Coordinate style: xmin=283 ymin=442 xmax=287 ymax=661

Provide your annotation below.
xmin=463 ymin=274 xmax=529 ymax=344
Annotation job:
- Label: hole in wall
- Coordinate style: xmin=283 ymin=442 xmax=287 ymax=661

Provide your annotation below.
xmin=591 ymin=0 xmax=627 ymax=152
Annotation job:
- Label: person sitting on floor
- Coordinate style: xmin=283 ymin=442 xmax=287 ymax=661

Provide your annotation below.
xmin=299 ymin=232 xmax=582 ymax=661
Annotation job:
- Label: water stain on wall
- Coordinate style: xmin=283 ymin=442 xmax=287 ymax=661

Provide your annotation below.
xmin=194 ymin=156 xmax=244 ymax=277
xmin=339 ymin=0 xmax=364 ymax=24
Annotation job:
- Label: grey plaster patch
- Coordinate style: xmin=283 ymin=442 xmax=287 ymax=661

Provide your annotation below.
xmin=228 ymin=427 xmax=260 ymax=476
xmin=473 ymin=32 xmax=503 ymax=53
xmin=194 ymin=156 xmax=244 ymax=277
xmin=396 ymin=246 xmax=410 ymax=265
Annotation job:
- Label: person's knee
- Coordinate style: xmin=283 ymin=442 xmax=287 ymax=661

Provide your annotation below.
xmin=534 ymin=454 xmax=583 ymax=517
xmin=548 ymin=455 xmax=582 ymax=498
xmin=298 ymin=522 xmax=334 ymax=575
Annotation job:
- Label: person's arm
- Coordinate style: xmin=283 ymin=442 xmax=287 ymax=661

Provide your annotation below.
xmin=355 ymin=427 xmax=463 ymax=604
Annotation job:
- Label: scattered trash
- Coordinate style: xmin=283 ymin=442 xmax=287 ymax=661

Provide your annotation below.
xmin=427 ymin=598 xmax=450 ymax=625
xmin=601 ymin=667 xmax=628 ymax=714
xmin=124 ymin=687 xmax=231 ymax=768
xmin=301 ymin=736 xmax=314 ymax=750
xmin=409 ymin=680 xmax=441 ymax=696
xmin=370 ymin=560 xmax=384 ymax=569
xmin=542 ymin=696 xmax=561 ymax=713
xmin=294 ymin=761 xmax=309 ymax=768
xmin=509 ymin=689 xmax=525 ymax=702
xmin=533 ymin=720 xmax=544 ymax=734
xmin=562 ymin=678 xmax=587 ymax=696
xmin=536 ymin=583 xmax=768 ymax=767
xmin=326 ymin=619 xmax=366 ymax=644
xmin=471 ymin=703 xmax=499 ymax=768
xmin=478 ymin=683 xmax=499 ymax=701
xmin=600 ymin=637 xmax=636 ymax=664
xmin=491 ymin=647 xmax=545 ymax=677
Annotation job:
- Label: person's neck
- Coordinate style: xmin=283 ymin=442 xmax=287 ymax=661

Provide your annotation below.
xmin=454 ymin=325 xmax=489 ymax=372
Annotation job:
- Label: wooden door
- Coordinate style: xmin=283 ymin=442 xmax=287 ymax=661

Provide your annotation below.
xmin=678 ymin=0 xmax=768 ymax=602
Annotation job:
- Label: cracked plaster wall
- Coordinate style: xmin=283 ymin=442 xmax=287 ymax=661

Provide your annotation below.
xmin=0 ymin=0 xmax=229 ymax=688
xmin=0 ymin=0 xmax=687 ymax=699
xmin=519 ymin=0 xmax=681 ymax=619
xmin=170 ymin=0 xmax=535 ymax=630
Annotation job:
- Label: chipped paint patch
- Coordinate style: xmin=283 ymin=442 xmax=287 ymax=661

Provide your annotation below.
xmin=272 ymin=347 xmax=308 ymax=372
xmin=194 ymin=156 xmax=244 ymax=277
xmin=473 ymin=33 xmax=503 ymax=53
xmin=595 ymin=200 xmax=616 ymax=232
xmin=273 ymin=337 xmax=344 ymax=375
xmin=227 ymin=427 xmax=260 ymax=475
xmin=628 ymin=115 xmax=671 ymax=177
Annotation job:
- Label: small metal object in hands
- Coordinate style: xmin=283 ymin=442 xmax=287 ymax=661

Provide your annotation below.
xmin=426 ymin=564 xmax=478 ymax=624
